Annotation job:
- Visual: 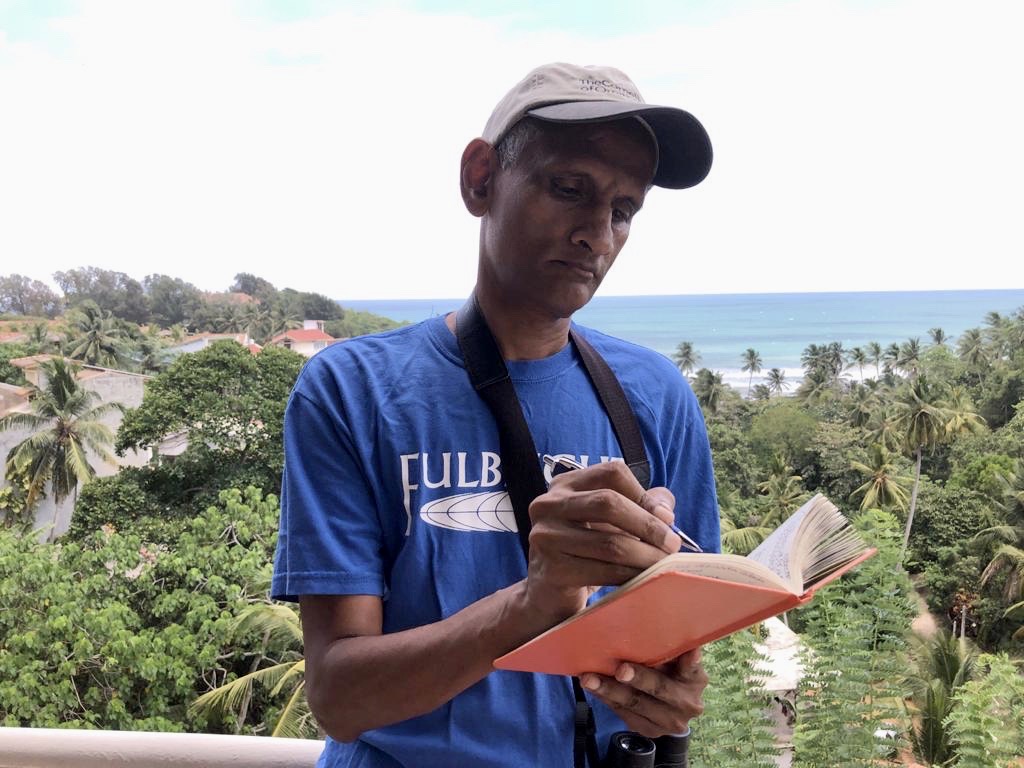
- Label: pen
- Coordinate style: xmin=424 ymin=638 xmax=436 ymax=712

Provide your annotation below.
xmin=542 ymin=454 xmax=704 ymax=553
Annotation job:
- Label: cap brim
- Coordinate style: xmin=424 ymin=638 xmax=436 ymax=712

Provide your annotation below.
xmin=527 ymin=101 xmax=712 ymax=189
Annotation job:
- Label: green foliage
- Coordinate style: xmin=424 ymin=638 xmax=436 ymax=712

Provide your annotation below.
xmin=908 ymin=484 xmax=991 ymax=568
xmin=792 ymin=509 xmax=915 ymax=767
xmin=190 ymin=602 xmax=313 ymax=737
xmin=689 ymin=630 xmax=779 ymax=768
xmin=114 ymin=342 xmax=303 ymax=506
xmin=799 ymin=421 xmax=873 ymax=507
xmin=849 ymin=443 xmax=913 ymax=513
xmin=0 ymin=343 xmax=30 ymax=385
xmin=67 ymin=470 xmax=161 ymax=541
xmin=747 ymin=401 xmax=818 ymax=467
xmin=976 ymin=364 xmax=1024 ymax=430
xmin=905 ymin=630 xmax=978 ymax=765
xmin=945 ymin=653 xmax=1024 ymax=767
xmin=0 ymin=274 xmax=62 ymax=317
xmin=324 ymin=308 xmax=405 ymax=339
xmin=949 ymin=453 xmax=1017 ymax=500
xmin=144 ymin=274 xmax=204 ymax=329
xmin=0 ymin=486 xmax=280 ymax=732
xmin=64 ymin=300 xmax=130 ymax=367
xmin=53 ymin=266 xmax=150 ymax=324
xmin=705 ymin=421 xmax=759 ymax=500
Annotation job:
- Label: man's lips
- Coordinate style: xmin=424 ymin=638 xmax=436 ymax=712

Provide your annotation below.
xmin=551 ymin=260 xmax=598 ymax=279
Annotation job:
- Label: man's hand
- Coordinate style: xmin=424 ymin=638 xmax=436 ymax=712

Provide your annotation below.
xmin=522 ymin=461 xmax=682 ymax=624
xmin=579 ymin=647 xmax=708 ymax=738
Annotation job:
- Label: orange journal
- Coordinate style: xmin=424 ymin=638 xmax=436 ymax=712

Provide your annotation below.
xmin=494 ymin=494 xmax=876 ymax=677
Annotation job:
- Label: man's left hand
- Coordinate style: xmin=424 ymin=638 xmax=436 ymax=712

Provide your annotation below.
xmin=579 ymin=647 xmax=708 ymax=738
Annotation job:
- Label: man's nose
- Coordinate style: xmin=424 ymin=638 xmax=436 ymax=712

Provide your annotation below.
xmin=570 ymin=208 xmax=614 ymax=256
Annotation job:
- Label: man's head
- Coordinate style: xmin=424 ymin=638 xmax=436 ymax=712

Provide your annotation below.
xmin=462 ymin=63 xmax=711 ymax=323
xmin=483 ymin=62 xmax=712 ymax=190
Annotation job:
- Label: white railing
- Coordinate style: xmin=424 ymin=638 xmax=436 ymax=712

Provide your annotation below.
xmin=0 ymin=728 xmax=323 ymax=768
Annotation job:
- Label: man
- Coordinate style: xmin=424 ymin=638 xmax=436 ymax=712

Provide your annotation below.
xmin=272 ymin=62 xmax=721 ymax=767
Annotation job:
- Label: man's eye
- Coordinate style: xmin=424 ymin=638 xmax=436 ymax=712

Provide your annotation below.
xmin=613 ymin=207 xmax=633 ymax=223
xmin=552 ymin=181 xmax=582 ymax=199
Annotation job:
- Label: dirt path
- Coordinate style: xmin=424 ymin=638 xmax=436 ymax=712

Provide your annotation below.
xmin=910 ymin=589 xmax=940 ymax=638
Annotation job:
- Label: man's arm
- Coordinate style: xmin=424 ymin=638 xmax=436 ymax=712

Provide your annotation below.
xmin=301 ymin=462 xmax=701 ymax=743
xmin=300 ymin=584 xmax=547 ymax=742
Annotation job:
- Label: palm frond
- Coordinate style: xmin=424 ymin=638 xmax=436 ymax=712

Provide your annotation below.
xmin=270 ymin=680 xmax=313 ymax=739
xmin=189 ymin=660 xmax=300 ymax=719
xmin=231 ymin=602 xmax=303 ymax=647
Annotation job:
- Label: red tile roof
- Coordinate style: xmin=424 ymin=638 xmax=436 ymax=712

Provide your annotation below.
xmin=270 ymin=329 xmax=334 ymax=344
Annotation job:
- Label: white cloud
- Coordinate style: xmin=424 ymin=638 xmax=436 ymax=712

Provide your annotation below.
xmin=0 ymin=0 xmax=1021 ymax=299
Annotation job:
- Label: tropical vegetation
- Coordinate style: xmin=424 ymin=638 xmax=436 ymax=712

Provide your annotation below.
xmin=2 ymin=275 xmax=1024 ymax=764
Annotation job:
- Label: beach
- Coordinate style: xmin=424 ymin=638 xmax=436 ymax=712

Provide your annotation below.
xmin=340 ymin=289 xmax=1024 ymax=393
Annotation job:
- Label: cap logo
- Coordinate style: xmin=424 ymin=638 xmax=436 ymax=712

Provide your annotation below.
xmin=576 ymin=77 xmax=639 ymax=101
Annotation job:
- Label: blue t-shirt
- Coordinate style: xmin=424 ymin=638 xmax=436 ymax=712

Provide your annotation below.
xmin=272 ymin=315 xmax=720 ymax=768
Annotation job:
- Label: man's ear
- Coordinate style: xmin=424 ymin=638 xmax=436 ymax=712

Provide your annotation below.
xmin=460 ymin=138 xmax=497 ymax=217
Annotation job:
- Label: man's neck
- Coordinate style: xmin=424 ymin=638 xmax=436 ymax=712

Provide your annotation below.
xmin=444 ymin=292 xmax=572 ymax=361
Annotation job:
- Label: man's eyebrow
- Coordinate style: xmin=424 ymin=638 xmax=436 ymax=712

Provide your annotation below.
xmin=619 ymin=194 xmax=644 ymax=213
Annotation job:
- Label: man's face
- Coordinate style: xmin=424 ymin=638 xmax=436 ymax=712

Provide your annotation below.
xmin=478 ymin=119 xmax=657 ymax=321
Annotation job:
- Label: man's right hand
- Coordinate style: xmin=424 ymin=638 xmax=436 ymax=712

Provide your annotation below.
xmin=523 ymin=461 xmax=682 ymax=625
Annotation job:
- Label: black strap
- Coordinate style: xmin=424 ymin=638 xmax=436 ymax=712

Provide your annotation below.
xmin=455 ymin=295 xmax=546 ymax=556
xmin=569 ymin=328 xmax=651 ymax=489
xmin=455 ymin=293 xmax=650 ymax=768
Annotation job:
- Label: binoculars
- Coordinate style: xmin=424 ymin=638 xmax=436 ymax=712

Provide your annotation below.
xmin=602 ymin=731 xmax=689 ymax=768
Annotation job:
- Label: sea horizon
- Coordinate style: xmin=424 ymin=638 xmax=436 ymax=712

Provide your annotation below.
xmin=338 ymin=288 xmax=1024 ymax=392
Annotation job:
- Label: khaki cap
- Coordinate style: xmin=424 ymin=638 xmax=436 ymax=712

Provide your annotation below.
xmin=482 ymin=62 xmax=712 ymax=189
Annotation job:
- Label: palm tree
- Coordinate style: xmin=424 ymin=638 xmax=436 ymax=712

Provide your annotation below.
xmin=847 ymin=346 xmax=868 ymax=381
xmin=691 ymin=368 xmax=726 ymax=415
xmin=845 ymin=382 xmax=878 ymax=429
xmin=269 ymin=305 xmax=302 ymax=339
xmin=823 ymin=341 xmax=846 ymax=379
xmin=850 ymin=443 xmax=912 ymax=512
xmin=906 ymin=630 xmax=978 ymax=766
xmin=943 ymin=386 xmax=986 ymax=439
xmin=190 ymin=601 xmax=313 ymax=738
xmin=956 ymin=328 xmax=988 ymax=378
xmin=892 ymin=376 xmax=950 ymax=562
xmin=866 ymin=341 xmax=883 ymax=379
xmin=242 ymin=303 xmax=273 ymax=344
xmin=897 ymin=338 xmax=923 ymax=379
xmin=0 ymin=358 xmax=124 ymax=537
xmin=795 ymin=367 xmax=835 ymax=404
xmin=740 ymin=348 xmax=762 ymax=396
xmin=27 ymin=321 xmax=53 ymax=353
xmin=765 ymin=367 xmax=788 ymax=396
xmin=977 ymin=463 xmax=1024 ymax=629
xmin=65 ymin=301 xmax=128 ymax=367
xmin=800 ymin=343 xmax=825 ymax=376
xmin=883 ymin=342 xmax=901 ymax=376
xmin=672 ymin=341 xmax=700 ymax=377
xmin=756 ymin=454 xmax=808 ymax=527
xmin=928 ymin=327 xmax=949 ymax=347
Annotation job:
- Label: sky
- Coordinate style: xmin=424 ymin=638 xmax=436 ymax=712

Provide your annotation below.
xmin=1 ymin=0 xmax=1022 ymax=301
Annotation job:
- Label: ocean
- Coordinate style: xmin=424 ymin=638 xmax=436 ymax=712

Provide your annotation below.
xmin=339 ymin=289 xmax=1024 ymax=392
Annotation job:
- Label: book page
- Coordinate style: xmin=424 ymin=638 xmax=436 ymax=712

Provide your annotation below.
xmin=745 ymin=495 xmax=824 ymax=590
xmin=611 ymin=553 xmax=793 ymax=594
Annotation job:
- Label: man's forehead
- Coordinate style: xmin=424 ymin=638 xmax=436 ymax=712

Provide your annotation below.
xmin=522 ymin=120 xmax=657 ymax=181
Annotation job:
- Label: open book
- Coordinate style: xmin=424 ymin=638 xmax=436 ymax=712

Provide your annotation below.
xmin=494 ymin=494 xmax=876 ymax=676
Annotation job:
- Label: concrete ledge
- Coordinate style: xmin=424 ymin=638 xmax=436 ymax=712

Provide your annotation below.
xmin=0 ymin=728 xmax=323 ymax=768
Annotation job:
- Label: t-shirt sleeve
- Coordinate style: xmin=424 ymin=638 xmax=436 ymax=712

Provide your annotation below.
xmin=271 ymin=384 xmax=386 ymax=602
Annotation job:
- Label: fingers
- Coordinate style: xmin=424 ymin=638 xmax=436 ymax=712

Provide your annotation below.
xmin=533 ymin=462 xmax=680 ymax=554
xmin=579 ymin=656 xmax=708 ymax=738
